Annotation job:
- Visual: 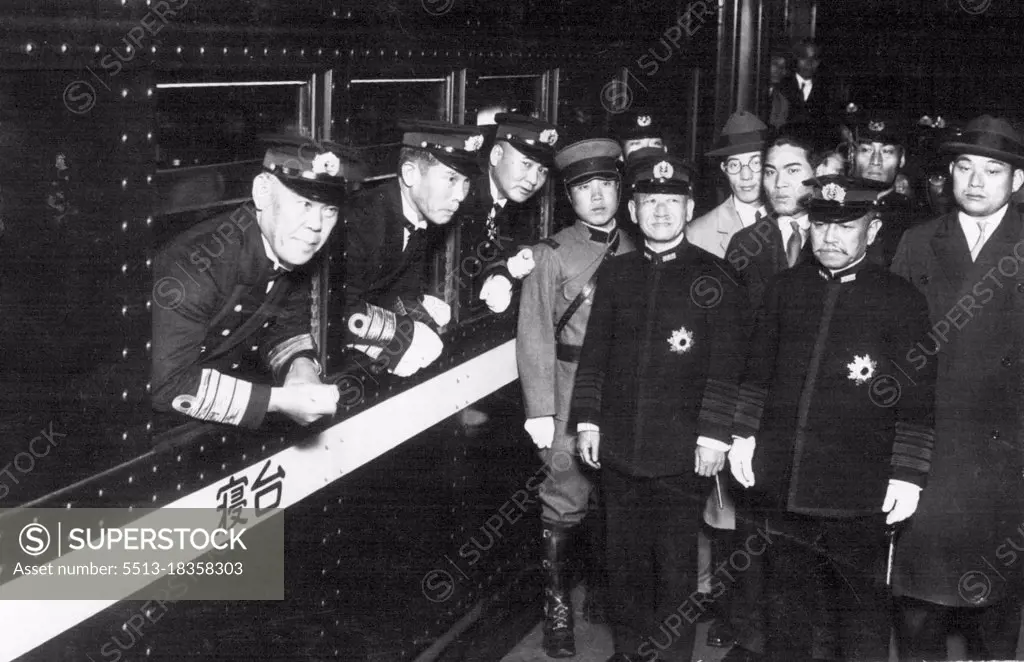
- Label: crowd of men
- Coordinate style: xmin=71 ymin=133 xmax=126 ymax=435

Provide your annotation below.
xmin=149 ymin=36 xmax=1024 ymax=662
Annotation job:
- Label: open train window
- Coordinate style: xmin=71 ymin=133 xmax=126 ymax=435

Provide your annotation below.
xmin=152 ymin=77 xmax=312 ymax=222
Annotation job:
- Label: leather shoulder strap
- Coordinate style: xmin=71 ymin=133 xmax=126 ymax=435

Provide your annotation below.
xmin=554 ymin=235 xmax=620 ymax=342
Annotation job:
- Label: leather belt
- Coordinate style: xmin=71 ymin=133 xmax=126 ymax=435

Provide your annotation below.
xmin=556 ymin=343 xmax=582 ymax=363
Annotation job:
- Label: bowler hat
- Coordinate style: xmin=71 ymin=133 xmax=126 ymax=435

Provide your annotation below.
xmin=706 ymin=111 xmax=768 ymax=157
xmin=941 ymin=115 xmax=1024 ymax=167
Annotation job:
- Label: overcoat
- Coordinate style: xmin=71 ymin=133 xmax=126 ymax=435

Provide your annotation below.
xmin=890 ymin=205 xmax=1024 ymax=607
xmin=724 ymin=213 xmax=814 ymax=314
xmin=687 ymin=196 xmax=748 ymax=259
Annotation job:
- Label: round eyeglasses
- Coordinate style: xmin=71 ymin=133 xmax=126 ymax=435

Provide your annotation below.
xmin=724 ymin=157 xmax=763 ymax=175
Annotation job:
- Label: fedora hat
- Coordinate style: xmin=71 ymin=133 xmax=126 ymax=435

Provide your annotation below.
xmin=706 ymin=111 xmax=768 ymax=157
xmin=941 ymin=115 xmax=1024 ymax=167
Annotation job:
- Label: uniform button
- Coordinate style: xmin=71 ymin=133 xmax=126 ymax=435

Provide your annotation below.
xmin=992 ymin=429 xmax=1001 ymax=440
xmin=234 ymin=304 xmax=243 ymax=312
xmin=231 ymin=363 xmax=239 ymax=369
xmin=1017 ymin=282 xmax=1024 ymax=293
xmin=251 ymin=345 xmax=259 ymax=352
xmin=221 ymin=329 xmax=230 ymax=336
xmin=199 ymin=345 xmax=206 ymax=353
xmin=263 ymin=322 xmax=270 ymax=328
xmin=1002 ymin=356 xmax=1014 ymax=368
xmin=920 ymin=275 xmax=930 ymax=285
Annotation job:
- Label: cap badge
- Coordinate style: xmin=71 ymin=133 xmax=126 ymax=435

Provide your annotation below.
xmin=919 ymin=115 xmax=946 ymax=129
xmin=822 ymin=182 xmax=846 ymax=204
xmin=846 ymin=354 xmax=877 ymax=385
xmin=667 ymin=325 xmax=694 ymax=355
xmin=653 ymin=160 xmax=674 ymax=180
xmin=539 ymin=128 xmax=558 ymax=146
xmin=312 ymin=152 xmax=341 ymax=177
xmin=846 ymin=102 xmax=859 ymax=114
xmin=637 ymin=115 xmax=652 ymax=127
xmin=464 ymin=135 xmax=484 ymax=152
xmin=868 ymin=120 xmax=886 ymax=132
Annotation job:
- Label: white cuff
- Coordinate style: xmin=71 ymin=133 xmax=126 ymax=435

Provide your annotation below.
xmin=577 ymin=422 xmax=600 ymax=433
xmin=697 ymin=435 xmax=731 ymax=452
xmin=888 ymin=479 xmax=922 ymax=493
xmin=731 ymin=435 xmax=755 ymax=445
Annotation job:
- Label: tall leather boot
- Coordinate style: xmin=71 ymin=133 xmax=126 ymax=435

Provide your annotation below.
xmin=542 ymin=523 xmax=576 ymax=658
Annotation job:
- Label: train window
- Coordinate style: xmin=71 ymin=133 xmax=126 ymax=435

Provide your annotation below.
xmin=337 ymin=77 xmax=450 ymax=181
xmin=466 ymin=74 xmax=546 ymax=125
xmin=153 ymin=78 xmax=312 ymax=219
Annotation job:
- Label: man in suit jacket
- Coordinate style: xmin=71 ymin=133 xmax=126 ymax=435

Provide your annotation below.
xmin=779 ymin=40 xmax=840 ymax=150
xmin=688 ymin=111 xmax=769 ymax=258
xmin=326 ymin=121 xmax=485 ymax=379
xmin=890 ymin=115 xmax=1024 ymax=661
xmin=765 ymin=52 xmax=790 ymax=131
xmin=729 ymin=174 xmax=936 ymax=660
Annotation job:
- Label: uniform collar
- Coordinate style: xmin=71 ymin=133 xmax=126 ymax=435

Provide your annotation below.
xmin=643 ymin=234 xmax=686 ymax=264
xmin=400 ymin=187 xmax=428 ymax=232
xmin=580 ymin=220 xmax=617 ymax=243
xmin=260 ymin=233 xmax=290 ymax=273
xmin=818 ymin=254 xmax=867 ymax=283
xmin=488 ymin=172 xmax=508 ymax=209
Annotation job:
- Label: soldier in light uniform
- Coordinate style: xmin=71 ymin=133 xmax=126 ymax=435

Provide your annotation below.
xmin=517 ymin=138 xmax=635 ymax=658
xmin=151 ymin=136 xmax=349 ymax=429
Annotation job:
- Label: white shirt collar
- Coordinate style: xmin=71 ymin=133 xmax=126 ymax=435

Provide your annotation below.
xmin=732 ymin=196 xmax=764 ymax=228
xmin=958 ymin=203 xmax=1008 ymax=234
xmin=400 ymin=188 xmax=427 ymax=231
xmin=778 ymin=212 xmax=810 ymax=247
xmin=260 ymin=233 xmax=288 ymax=272
xmin=488 ymin=172 xmax=508 ymax=209
xmin=795 ymin=73 xmax=812 ymax=88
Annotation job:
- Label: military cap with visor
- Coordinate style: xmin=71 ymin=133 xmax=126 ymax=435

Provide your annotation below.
xmin=853 ymin=114 xmax=905 ymax=148
xmin=625 ymin=148 xmax=694 ymax=195
xmin=398 ymin=119 xmax=487 ymax=177
xmin=260 ymin=134 xmax=355 ymax=205
xmin=554 ymin=138 xmax=622 ymax=187
xmin=612 ymin=110 xmax=664 ymax=142
xmin=803 ymin=174 xmax=889 ymax=223
xmin=492 ymin=113 xmax=560 ymax=166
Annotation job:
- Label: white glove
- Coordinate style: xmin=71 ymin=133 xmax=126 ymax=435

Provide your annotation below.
xmin=882 ymin=479 xmax=921 ymax=525
xmin=420 ymin=294 xmax=451 ymax=327
xmin=728 ymin=436 xmax=756 ymax=488
xmin=523 ymin=416 xmax=555 ymax=449
xmin=479 ymin=275 xmax=513 ymax=313
xmin=390 ymin=321 xmax=443 ymax=377
xmin=507 ymin=248 xmax=536 ymax=279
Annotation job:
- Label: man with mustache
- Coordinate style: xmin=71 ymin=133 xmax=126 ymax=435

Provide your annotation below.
xmin=890 ymin=115 xmax=1024 ymax=661
xmin=517 ymin=138 xmax=634 ymax=657
xmin=151 ymin=135 xmax=349 ymax=428
xmin=328 ymin=120 xmax=485 ymax=378
xmin=469 ymin=114 xmax=560 ymax=315
xmin=728 ymin=174 xmax=936 ymax=661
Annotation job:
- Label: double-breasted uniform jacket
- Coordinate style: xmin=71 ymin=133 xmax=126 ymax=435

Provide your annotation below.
xmin=891 ymin=205 xmax=1024 ymax=607
xmin=327 ymin=178 xmax=443 ymax=365
xmin=517 ymin=220 xmax=634 ymax=427
xmin=725 ymin=212 xmax=814 ymax=314
xmin=571 ymin=242 xmax=747 ymax=479
xmin=151 ymin=205 xmax=318 ymax=429
xmin=687 ymin=196 xmax=754 ymax=259
xmin=732 ymin=259 xmax=937 ymax=515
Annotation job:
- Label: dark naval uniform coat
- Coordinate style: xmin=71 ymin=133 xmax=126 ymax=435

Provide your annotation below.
xmin=516 ymin=219 xmax=633 ymax=524
xmin=571 ymin=240 xmax=746 ymax=659
xmin=733 ymin=258 xmax=936 ymax=660
xmin=891 ymin=205 xmax=1024 ymax=608
xmin=734 ymin=259 xmax=937 ymax=515
xmin=151 ymin=205 xmax=319 ymax=429
xmin=326 ymin=178 xmax=443 ymax=369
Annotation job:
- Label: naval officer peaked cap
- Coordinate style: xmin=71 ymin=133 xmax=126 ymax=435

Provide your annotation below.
xmin=398 ymin=119 xmax=487 ymax=176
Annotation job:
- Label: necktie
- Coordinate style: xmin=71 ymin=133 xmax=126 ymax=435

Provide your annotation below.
xmin=970 ymin=220 xmax=989 ymax=261
xmin=486 ymin=202 xmax=501 ymax=242
xmin=786 ymin=220 xmax=802 ymax=267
